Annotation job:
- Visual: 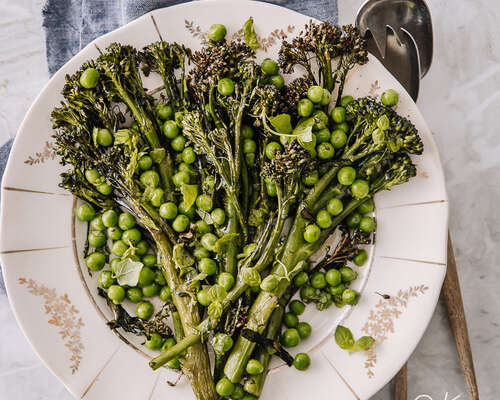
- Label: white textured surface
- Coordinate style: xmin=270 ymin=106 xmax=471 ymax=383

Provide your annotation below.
xmin=0 ymin=0 xmax=498 ymax=399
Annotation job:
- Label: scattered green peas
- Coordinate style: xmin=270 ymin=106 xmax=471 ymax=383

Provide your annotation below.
xmin=358 ymin=198 xmax=374 ymax=214
xmin=138 ymin=266 xmax=155 ymax=286
xmin=300 ymin=285 xmax=316 ymax=302
xmin=269 ymin=74 xmax=284 ymax=89
xmin=173 ymin=171 xmax=190 ymax=187
xmin=241 ymin=124 xmax=253 ymax=139
xmin=109 ymin=258 xmax=120 ymax=273
xmin=325 ymin=268 xmax=342 ymax=286
xmin=333 ymin=121 xmax=349 ymax=132
xmin=246 ymin=359 xmax=264 ymax=375
xmin=182 ymin=147 xmax=196 ymax=164
xmin=216 ymin=377 xmax=234 ymax=397
xmin=265 ymin=141 xmax=282 ymax=160
xmin=293 ymin=353 xmax=311 ymax=371
xmin=101 ymin=209 xmax=118 ymax=228
xmin=353 ymin=249 xmax=368 ymax=266
xmin=194 ymin=221 xmax=211 ymax=236
xmin=218 ymin=272 xmax=235 ymax=291
xmin=337 ymin=166 xmax=356 ymax=185
xmin=211 ymin=208 xmax=226 ymax=226
xmin=351 ymin=179 xmax=370 ymax=199
xmin=328 ymin=283 xmax=345 ymax=296
xmin=330 ymin=129 xmax=347 ymax=149
xmin=303 ymin=224 xmax=321 ymax=243
xmin=316 ymin=209 xmax=333 ymax=229
xmin=197 ymin=288 xmax=211 ymax=306
xmin=360 ymin=216 xmax=375 ymax=232
xmin=289 ymin=299 xmax=306 ymax=316
xmin=312 ymin=110 xmax=329 ymax=130
xmin=381 ymin=89 xmax=399 ymax=107
xmin=340 ymin=95 xmax=355 ymax=108
xmin=76 ymin=203 xmax=95 ymax=221
xmin=311 ymin=272 xmax=327 ymax=289
xmin=297 ymin=322 xmax=312 ymax=339
xmin=260 ymin=275 xmax=279 ymax=292
xmin=142 ymin=282 xmax=159 ymax=297
xmin=218 ymin=77 xmax=235 ymax=96
xmin=118 ymin=212 xmax=136 ymax=230
xmin=340 ymin=266 xmax=357 ymax=282
xmin=97 ymin=182 xmax=112 ymax=196
xmin=171 ymin=135 xmax=186 ymax=152
xmin=297 ymin=98 xmax=314 ymax=117
xmin=261 ymin=58 xmax=279 ymax=75
xmin=231 ymin=384 xmax=245 ymax=399
xmin=106 ymin=224 xmax=120 ymax=240
xmin=156 ymin=103 xmax=173 ymax=120
xmin=293 ymin=272 xmax=309 ymax=288
xmin=172 ymin=214 xmax=190 ymax=232
xmin=303 ymin=171 xmax=319 ymax=186
xmin=346 ymin=212 xmax=362 ymax=228
xmin=98 ymin=270 xmax=115 ymax=289
xmin=207 ymin=23 xmax=227 ymax=41
xmin=166 ymin=358 xmax=181 ymax=370
xmin=138 ymin=155 xmax=153 ymax=171
xmin=145 ymin=332 xmax=163 ymax=350
xmin=159 ymin=286 xmax=172 ymax=302
xmin=282 ymin=328 xmax=300 ymax=347
xmin=159 ymin=202 xmax=178 ymax=220
xmin=86 ymin=252 xmax=106 ymax=271
xmin=199 ymin=258 xmax=218 ymax=275
xmin=111 ymin=240 xmax=128 ymax=257
xmin=243 ymin=138 xmax=257 ymax=154
xmin=85 ymin=168 xmax=100 ymax=185
xmin=136 ymin=240 xmax=149 ymax=256
xmin=80 ymin=67 xmax=99 ymax=89
xmin=242 ymin=395 xmax=258 ymax=400
xmin=327 ymin=198 xmax=343 ymax=216
xmin=201 ymin=233 xmax=218 ymax=251
xmin=342 ymin=288 xmax=359 ymax=305
xmin=122 ymin=228 xmax=141 ymax=245
xmin=90 ymin=215 xmax=105 ymax=231
xmin=196 ymin=194 xmax=213 ymax=212
xmin=284 ymin=312 xmax=299 ymax=328
xmin=88 ymin=230 xmax=106 ymax=248
xmin=140 ymin=170 xmax=160 ymax=188
xmin=107 ymin=285 xmax=125 ymax=304
xmin=317 ymin=142 xmax=335 ymax=160
xmin=162 ymin=337 xmax=176 ymax=352
xmin=97 ymin=128 xmax=113 ymax=147
xmin=142 ymin=254 xmax=156 ymax=267
xmin=162 ymin=120 xmax=179 ymax=140
xmin=315 ymin=128 xmax=331 ymax=144
xmin=321 ymin=88 xmax=331 ymax=106
xmin=193 ymin=247 xmax=210 ymax=261
xmin=126 ymin=287 xmax=143 ymax=303
xmin=307 ymin=85 xmax=324 ymax=103
xmin=331 ymin=106 xmax=346 ymax=123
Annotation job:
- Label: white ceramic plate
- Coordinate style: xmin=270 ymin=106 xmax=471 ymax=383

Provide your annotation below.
xmin=0 ymin=1 xmax=448 ymax=399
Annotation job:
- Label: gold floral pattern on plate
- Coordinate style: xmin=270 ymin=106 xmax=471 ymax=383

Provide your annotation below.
xmin=368 ymin=80 xmax=381 ymax=99
xmin=18 ymin=277 xmax=85 ymax=374
xmin=24 ymin=141 xmax=57 ymax=165
xmin=361 ymin=285 xmax=429 ymax=378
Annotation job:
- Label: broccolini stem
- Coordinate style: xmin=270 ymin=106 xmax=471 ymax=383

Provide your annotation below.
xmin=224 ymin=198 xmax=239 ymax=277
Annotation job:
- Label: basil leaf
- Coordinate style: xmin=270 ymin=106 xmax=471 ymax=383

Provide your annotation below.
xmin=294 ymin=118 xmax=316 ymax=151
xmin=114 ymin=129 xmax=131 ymax=146
xmin=372 ymin=128 xmax=385 ymax=145
xmin=181 ymin=183 xmax=198 ymax=211
xmin=350 ymin=336 xmax=375 ymax=354
xmin=208 ymin=300 xmax=223 ymax=321
xmin=377 ymin=115 xmax=390 ymax=131
xmin=269 ymin=114 xmax=293 ymax=134
xmin=208 ymin=284 xmax=228 ymax=302
xmin=150 ymin=148 xmax=166 ymax=164
xmin=243 ymin=17 xmax=259 ymax=50
xmin=334 ymin=325 xmax=355 ymax=350
xmin=113 ymin=258 xmax=143 ymax=286
xmin=241 ymin=267 xmax=262 ymax=287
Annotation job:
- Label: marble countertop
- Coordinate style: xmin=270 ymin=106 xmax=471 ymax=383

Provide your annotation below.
xmin=1 ymin=0 xmax=499 ymax=399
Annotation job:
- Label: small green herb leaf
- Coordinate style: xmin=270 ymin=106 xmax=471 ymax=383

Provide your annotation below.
xmin=113 ymin=258 xmax=143 ymax=286
xmin=181 ymin=183 xmax=198 ymax=211
xmin=173 ymin=243 xmax=195 ymax=269
xmin=208 ymin=300 xmax=223 ymax=321
xmin=150 ymin=148 xmax=166 ymax=164
xmin=208 ymin=284 xmax=227 ymax=302
xmin=243 ymin=17 xmax=259 ymax=50
xmin=377 ymin=114 xmax=390 ymax=130
xmin=334 ymin=325 xmax=355 ymax=350
xmin=214 ymin=232 xmax=239 ymax=255
xmin=294 ymin=118 xmax=316 ymax=151
xmin=349 ymin=336 xmax=375 ymax=354
xmin=241 ymin=267 xmax=262 ymax=287
xmin=269 ymin=114 xmax=293 ymax=134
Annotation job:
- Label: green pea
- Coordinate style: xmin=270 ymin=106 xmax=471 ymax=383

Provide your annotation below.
xmin=246 ymin=152 xmax=256 ymax=167
xmin=243 ymin=138 xmax=257 ymax=154
xmin=107 ymin=227 xmax=122 ymax=241
xmin=172 ymin=214 xmax=189 ymax=232
xmin=195 ymin=194 xmax=212 ymax=212
xmin=303 ymin=224 xmax=321 ymax=243
xmin=173 ymin=171 xmax=190 ymax=187
xmin=321 ymin=88 xmax=331 ymax=106
xmin=265 ymin=141 xmax=282 ymax=160
xmin=353 ymin=249 xmax=368 ymax=266
xmin=381 ymin=89 xmax=399 ymax=107
xmin=216 ymin=377 xmax=235 ymax=397
xmin=293 ymin=353 xmax=311 ymax=371
xmin=182 ymin=147 xmax=196 ymax=164
xmin=317 ymin=142 xmax=335 ymax=160
xmin=207 ymin=23 xmax=227 ymax=41
xmin=142 ymin=254 xmax=156 ymax=268
xmin=135 ymin=240 xmax=149 ymax=256
xmin=157 ymin=202 xmax=176 ymax=220
xmin=297 ymin=322 xmax=312 ymax=339
xmin=246 ymin=359 xmax=264 ymax=375
xmin=159 ymin=286 xmax=172 ymax=302
xmin=137 ymin=155 xmax=153 ymax=171
xmin=193 ymin=245 xmax=210 ymax=259
xmin=242 ymin=395 xmax=258 ymax=400
xmin=260 ymin=274 xmax=279 ymax=292
xmin=218 ymin=272 xmax=235 ymax=291
xmin=140 ymin=170 xmax=159 ymax=188
xmin=300 ymin=285 xmax=316 ymax=302
xmin=171 ymin=135 xmax=186 ymax=152
xmin=351 ymin=179 xmax=370 ymax=200
xmin=293 ymin=272 xmax=309 ymax=288
xmin=303 ymin=171 xmax=319 ymax=186
xmin=231 ymin=384 xmax=245 ymax=399
xmin=156 ymin=104 xmax=173 ymax=120
xmin=340 ymin=95 xmax=355 ymax=108
xmin=269 ymin=74 xmax=284 ymax=89
xmin=243 ymin=243 xmax=257 ymax=257
xmin=307 ymin=85 xmax=324 ymax=103
xmin=328 ymin=283 xmax=345 ymax=296
xmin=98 ymin=270 xmax=115 ymax=289
xmin=340 ymin=266 xmax=357 ymax=283
xmin=360 ymin=216 xmax=375 ymax=232
xmin=346 ymin=212 xmax=362 ymax=228
xmin=284 ymin=312 xmax=299 ymax=328
xmin=315 ymin=128 xmax=331 ymax=144
xmin=211 ymin=208 xmax=226 ymax=226
xmin=118 ymin=212 xmax=136 ymax=230
xmin=85 ymin=168 xmax=100 ymax=185
xmin=316 ymin=209 xmax=333 ymax=229
xmin=142 ymin=282 xmax=159 ymax=297
xmin=331 ymin=106 xmax=346 ymax=123
xmin=261 ymin=58 xmax=279 ymax=75
xmin=145 ymin=332 xmax=163 ymax=351
xmin=111 ymin=240 xmax=128 ymax=257
xmin=126 ymin=287 xmax=143 ymax=303
xmin=88 ymin=230 xmax=106 ymax=248
xmin=178 ymin=202 xmax=195 ymax=219
xmin=311 ymin=272 xmax=327 ymax=289
xmin=198 ymin=258 xmax=218 ymax=275
xmin=266 ymin=181 xmax=277 ymax=197
xmin=100 ymin=210 xmax=117 ymax=228
xmin=150 ymin=188 xmax=164 ymax=207
xmin=333 ymin=122 xmax=349 ymax=132
xmin=97 ymin=128 xmax=113 ymax=147
xmin=80 ymin=67 xmax=99 ymax=89
xmin=297 ymin=98 xmax=314 ymax=117
xmin=86 ymin=252 xmax=106 ymax=271
xmin=201 ymin=233 xmax=218 ymax=251
xmin=281 ymin=328 xmax=300 ymax=347
xmin=342 ymin=288 xmax=359 ymax=305
xmin=337 ymin=166 xmax=356 ymax=185
xmin=197 ymin=288 xmax=211 ymax=306
xmin=330 ymin=129 xmax=347 ymax=149
xmin=138 ymin=266 xmax=155 ymax=286
xmin=96 ymin=183 xmax=112 ymax=196
xmin=358 ymin=198 xmax=374 ymax=214
xmin=107 ymin=285 xmax=125 ymax=304
xmin=109 ymin=258 xmax=121 ymax=273
xmin=122 ymin=228 xmax=141 ymax=245
xmin=163 ymin=120 xmax=179 ymax=139
xmin=162 ymin=337 xmax=177 ymax=352
xmin=327 ymin=198 xmax=343 ymax=216
xmin=76 ymin=203 xmax=95 ymax=222
xmin=194 ymin=220 xmax=211 ymax=235
xmin=218 ymin=77 xmax=235 ymax=96
xmin=325 ymin=268 xmax=342 ymax=286
xmin=90 ymin=215 xmax=105 ymax=231
xmin=312 ymin=110 xmax=329 ymax=130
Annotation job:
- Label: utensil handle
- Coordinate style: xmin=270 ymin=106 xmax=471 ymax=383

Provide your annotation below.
xmin=393 ymin=363 xmax=407 ymax=400
xmin=442 ymin=232 xmax=480 ymax=400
